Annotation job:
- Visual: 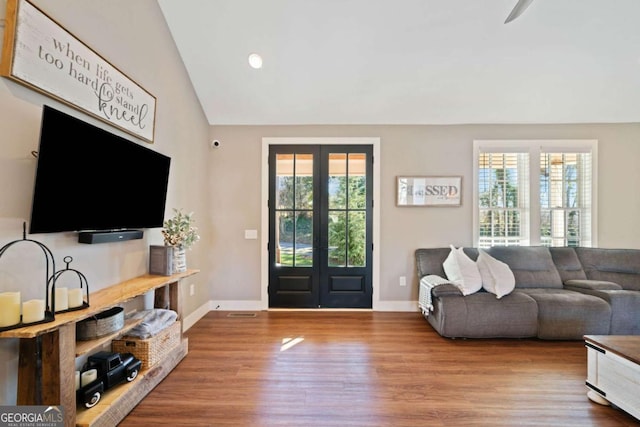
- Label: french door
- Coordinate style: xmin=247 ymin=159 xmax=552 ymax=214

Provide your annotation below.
xmin=268 ymin=145 xmax=373 ymax=308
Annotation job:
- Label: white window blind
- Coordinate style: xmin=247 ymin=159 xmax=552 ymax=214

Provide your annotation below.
xmin=540 ymin=152 xmax=592 ymax=247
xmin=474 ymin=140 xmax=597 ymax=248
xmin=477 ymin=152 xmax=530 ymax=248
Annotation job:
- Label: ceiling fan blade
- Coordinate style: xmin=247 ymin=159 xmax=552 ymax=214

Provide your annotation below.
xmin=504 ymin=0 xmax=535 ymax=24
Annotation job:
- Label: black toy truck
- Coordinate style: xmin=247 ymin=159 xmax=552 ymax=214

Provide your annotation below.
xmin=77 ymin=351 xmax=142 ymax=408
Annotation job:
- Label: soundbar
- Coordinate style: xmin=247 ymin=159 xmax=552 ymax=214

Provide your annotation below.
xmin=78 ymin=229 xmax=144 ymax=244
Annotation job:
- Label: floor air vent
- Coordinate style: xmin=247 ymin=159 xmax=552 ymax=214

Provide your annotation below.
xmin=227 ymin=313 xmax=257 ymax=318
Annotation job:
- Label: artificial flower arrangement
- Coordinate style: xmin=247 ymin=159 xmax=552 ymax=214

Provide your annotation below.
xmin=161 ymin=208 xmax=200 ymax=249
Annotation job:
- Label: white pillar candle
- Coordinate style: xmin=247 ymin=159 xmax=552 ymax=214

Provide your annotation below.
xmin=81 ymin=369 xmax=97 ymax=387
xmin=67 ymin=288 xmax=84 ymax=308
xmin=53 ymin=287 xmax=68 ymax=312
xmin=22 ymin=299 xmax=45 ymax=324
xmin=0 ymin=292 xmax=21 ymax=327
xmin=75 ymin=371 xmax=80 ymax=390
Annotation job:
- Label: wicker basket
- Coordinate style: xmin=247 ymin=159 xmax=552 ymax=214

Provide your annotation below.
xmin=112 ymin=321 xmax=181 ymax=369
xmin=76 ymin=306 xmax=124 ymax=341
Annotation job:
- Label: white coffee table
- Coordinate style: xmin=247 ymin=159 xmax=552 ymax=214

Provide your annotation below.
xmin=584 ymin=335 xmax=640 ymax=420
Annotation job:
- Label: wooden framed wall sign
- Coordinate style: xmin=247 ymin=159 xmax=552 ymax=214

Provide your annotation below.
xmin=0 ymin=0 xmax=156 ymax=142
xmin=397 ymin=176 xmax=462 ymax=206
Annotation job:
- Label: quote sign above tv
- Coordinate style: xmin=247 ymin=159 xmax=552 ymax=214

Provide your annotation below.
xmin=0 ymin=0 xmax=156 ymax=142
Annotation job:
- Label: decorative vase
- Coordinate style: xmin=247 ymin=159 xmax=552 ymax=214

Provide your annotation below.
xmin=173 ymin=246 xmax=187 ymax=273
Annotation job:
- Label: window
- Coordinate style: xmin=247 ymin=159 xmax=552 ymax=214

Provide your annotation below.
xmin=474 ymin=140 xmax=597 ymax=248
xmin=540 ymin=152 xmax=593 ymax=247
xmin=477 ymin=152 xmax=530 ymax=247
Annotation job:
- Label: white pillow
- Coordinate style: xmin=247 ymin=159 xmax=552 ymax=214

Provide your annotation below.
xmin=477 ymin=249 xmax=516 ymax=299
xmin=442 ymin=245 xmax=482 ymax=295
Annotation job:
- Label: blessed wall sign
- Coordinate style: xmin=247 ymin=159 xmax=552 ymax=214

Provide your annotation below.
xmin=0 ymin=0 xmax=156 ymax=142
xmin=397 ymin=176 xmax=462 ymax=206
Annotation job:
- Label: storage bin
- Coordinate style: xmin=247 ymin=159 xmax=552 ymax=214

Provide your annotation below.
xmin=76 ymin=306 xmax=124 ymax=340
xmin=111 ymin=321 xmax=181 ymax=369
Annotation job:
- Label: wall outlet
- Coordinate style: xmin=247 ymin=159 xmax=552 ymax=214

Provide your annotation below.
xmin=399 ymin=276 xmax=407 ymax=287
xmin=189 ymin=284 xmax=195 ymax=296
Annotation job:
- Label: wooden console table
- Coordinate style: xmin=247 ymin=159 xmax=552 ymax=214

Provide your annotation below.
xmin=0 ymin=269 xmax=199 ymax=427
xmin=584 ymin=335 xmax=640 ymax=420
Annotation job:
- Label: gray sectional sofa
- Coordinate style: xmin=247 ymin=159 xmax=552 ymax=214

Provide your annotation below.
xmin=415 ymin=246 xmax=640 ymax=340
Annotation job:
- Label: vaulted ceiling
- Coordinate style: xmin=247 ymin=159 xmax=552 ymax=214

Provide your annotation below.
xmin=158 ymin=0 xmax=640 ymax=125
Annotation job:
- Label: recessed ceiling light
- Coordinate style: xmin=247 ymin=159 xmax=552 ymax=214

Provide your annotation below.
xmin=248 ymin=53 xmax=263 ymax=69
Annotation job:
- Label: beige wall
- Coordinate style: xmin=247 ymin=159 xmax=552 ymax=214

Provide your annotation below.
xmin=210 ymin=123 xmax=640 ymax=306
xmin=0 ymin=0 xmax=211 ymax=404
xmin=1 ymin=0 xmax=639 ymax=407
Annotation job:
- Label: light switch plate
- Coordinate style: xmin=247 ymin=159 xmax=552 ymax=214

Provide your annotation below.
xmin=244 ymin=229 xmax=258 ymax=239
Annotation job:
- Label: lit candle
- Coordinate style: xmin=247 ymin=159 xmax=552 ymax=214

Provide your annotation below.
xmin=81 ymin=369 xmax=97 ymax=387
xmin=53 ymin=287 xmax=68 ymax=312
xmin=0 ymin=292 xmax=21 ymax=327
xmin=75 ymin=371 xmax=80 ymax=390
xmin=67 ymin=288 xmax=84 ymax=308
xmin=22 ymin=299 xmax=45 ymax=324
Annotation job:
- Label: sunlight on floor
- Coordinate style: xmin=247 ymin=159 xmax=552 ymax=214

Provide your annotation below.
xmin=280 ymin=337 xmax=305 ymax=351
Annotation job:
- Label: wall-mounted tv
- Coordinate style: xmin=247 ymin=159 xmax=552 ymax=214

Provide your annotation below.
xmin=29 ymin=106 xmax=171 ymax=243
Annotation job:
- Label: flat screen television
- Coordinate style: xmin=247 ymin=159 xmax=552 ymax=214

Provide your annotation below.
xmin=29 ymin=106 xmax=171 ymax=241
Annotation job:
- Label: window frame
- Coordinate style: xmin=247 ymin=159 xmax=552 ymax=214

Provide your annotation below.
xmin=473 ymin=140 xmax=598 ymax=248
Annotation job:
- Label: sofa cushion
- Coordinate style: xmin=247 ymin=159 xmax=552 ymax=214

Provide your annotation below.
xmin=549 ymin=247 xmax=587 ymax=282
xmin=516 ymin=289 xmax=611 ymax=339
xmin=415 ymin=247 xmax=479 ymax=278
xmin=443 ymin=245 xmax=482 ymax=295
xmin=415 ymin=248 xmax=451 ymax=278
xmin=486 ymin=246 xmax=563 ymax=289
xmin=430 ymin=283 xmax=465 ymax=297
xmin=575 ymin=248 xmax=640 ymax=291
xmin=562 ymin=287 xmax=640 ymax=335
xmin=564 ymin=279 xmax=622 ymax=291
xmin=426 ymin=291 xmax=538 ymax=339
xmin=477 ymin=249 xmax=515 ymax=298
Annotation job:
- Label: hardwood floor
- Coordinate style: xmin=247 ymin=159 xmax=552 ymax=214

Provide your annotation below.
xmin=120 ymin=311 xmax=639 ymax=426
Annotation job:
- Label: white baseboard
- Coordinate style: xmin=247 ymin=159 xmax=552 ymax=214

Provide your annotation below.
xmin=184 ymin=300 xmax=420 ymax=326
xmin=182 ymin=301 xmax=213 ymax=332
xmin=209 ymin=300 xmax=265 ymax=311
xmin=374 ymin=300 xmax=420 ymax=312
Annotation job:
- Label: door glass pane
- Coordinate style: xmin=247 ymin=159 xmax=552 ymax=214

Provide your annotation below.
xmin=276 ymin=211 xmax=294 ymax=266
xmin=275 ymin=154 xmax=294 ymax=209
xmin=295 ymin=211 xmax=313 ymax=266
xmin=347 ymin=211 xmax=366 ymax=267
xmin=328 ymin=212 xmax=346 ymax=267
xmin=295 ymin=154 xmax=313 ymax=210
xmin=276 ymin=153 xmax=314 ymax=209
xmin=275 ymin=153 xmax=313 ymax=267
xmin=348 ymin=154 xmax=366 ymax=209
xmin=296 ymin=175 xmax=313 ymax=210
xmin=328 ymin=152 xmax=367 ymax=268
xmin=328 ymin=153 xmax=347 ymax=209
